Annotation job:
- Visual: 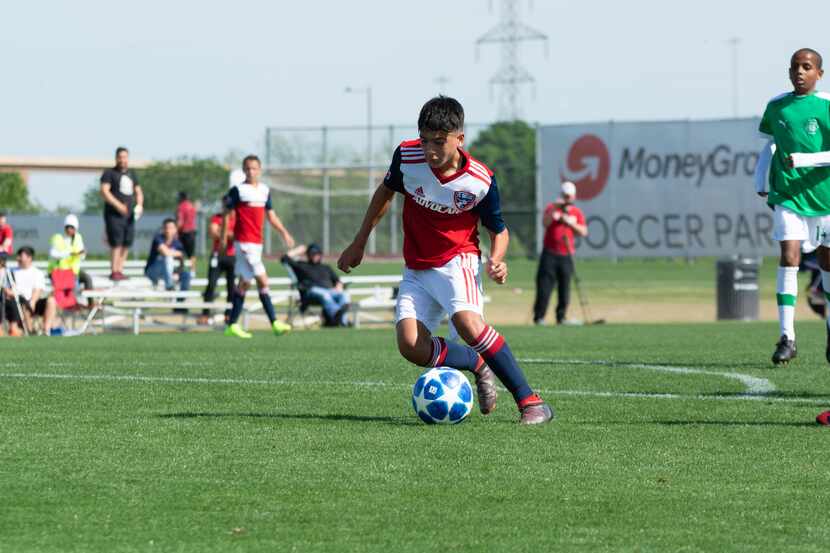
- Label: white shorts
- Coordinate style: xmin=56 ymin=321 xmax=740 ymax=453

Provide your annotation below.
xmin=234 ymin=241 xmax=266 ymax=282
xmin=395 ymin=252 xmax=484 ymax=335
xmin=773 ymin=206 xmax=830 ymax=249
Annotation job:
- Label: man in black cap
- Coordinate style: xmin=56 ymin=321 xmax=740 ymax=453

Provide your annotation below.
xmin=281 ymin=243 xmax=350 ymax=326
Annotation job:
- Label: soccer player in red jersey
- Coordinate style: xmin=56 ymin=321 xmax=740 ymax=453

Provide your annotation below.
xmin=222 ymin=155 xmax=295 ymax=338
xmin=338 ymin=96 xmax=553 ymax=424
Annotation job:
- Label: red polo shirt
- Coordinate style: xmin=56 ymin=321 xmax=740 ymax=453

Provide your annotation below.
xmin=542 ymin=203 xmax=585 ymax=255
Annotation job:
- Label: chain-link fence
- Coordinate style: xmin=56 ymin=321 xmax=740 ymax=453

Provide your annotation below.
xmin=262 ymin=124 xmax=538 ymax=258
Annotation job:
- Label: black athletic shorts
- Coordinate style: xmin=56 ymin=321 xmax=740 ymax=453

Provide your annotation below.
xmin=180 ymin=231 xmax=196 ymax=258
xmin=104 ymin=214 xmax=135 ymax=248
xmin=3 ymin=297 xmax=47 ymax=322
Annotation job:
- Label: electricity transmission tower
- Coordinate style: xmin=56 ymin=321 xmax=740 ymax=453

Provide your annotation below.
xmin=476 ymin=0 xmax=548 ymax=121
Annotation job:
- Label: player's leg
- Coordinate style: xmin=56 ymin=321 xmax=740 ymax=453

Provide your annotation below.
xmin=774 ymin=240 xmax=801 ymax=363
xmin=249 ymin=249 xmax=290 ymax=336
xmin=532 ymin=250 xmax=556 ymax=325
xmin=225 ymin=244 xmax=253 ymax=338
xmin=394 ymin=269 xmax=496 ymax=412
xmin=436 ymin=253 xmax=551 ymax=423
xmin=223 ymin=256 xmax=235 ymax=323
xmin=772 ymin=206 xmax=806 ymax=364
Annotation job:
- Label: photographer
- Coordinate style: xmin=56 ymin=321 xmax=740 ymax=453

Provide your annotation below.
xmin=533 ymin=181 xmax=588 ymax=325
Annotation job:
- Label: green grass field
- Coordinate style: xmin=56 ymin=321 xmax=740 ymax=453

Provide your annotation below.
xmin=2 ymin=321 xmax=830 ymax=552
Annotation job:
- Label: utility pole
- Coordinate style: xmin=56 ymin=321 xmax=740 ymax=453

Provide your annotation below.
xmin=476 ymin=0 xmax=548 ymax=121
xmin=728 ymin=37 xmax=740 ymax=118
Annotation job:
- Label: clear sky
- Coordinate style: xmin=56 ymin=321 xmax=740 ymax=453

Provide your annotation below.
xmin=2 ymin=0 xmax=828 ymax=210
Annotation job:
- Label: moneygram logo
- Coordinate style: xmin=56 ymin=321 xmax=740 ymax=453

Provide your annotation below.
xmin=560 ymin=134 xmax=610 ymax=201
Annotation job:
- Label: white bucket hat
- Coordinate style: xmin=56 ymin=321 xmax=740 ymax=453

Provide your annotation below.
xmin=63 ymin=214 xmax=79 ymax=229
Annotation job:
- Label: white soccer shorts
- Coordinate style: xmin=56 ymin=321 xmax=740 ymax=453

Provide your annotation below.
xmin=773 ymin=205 xmax=830 ymax=248
xmin=395 ymin=252 xmax=484 ymax=334
xmin=234 ymin=241 xmax=267 ymax=281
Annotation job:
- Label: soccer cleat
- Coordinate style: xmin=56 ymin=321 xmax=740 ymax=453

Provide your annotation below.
xmin=473 ymin=362 xmax=498 ymax=415
xmin=817 ymin=411 xmax=830 ymax=425
xmin=224 ymin=323 xmax=252 ymax=339
xmin=771 ymin=335 xmax=797 ymax=365
xmin=519 ymin=402 xmax=555 ymax=425
xmin=271 ymin=320 xmax=292 ymax=336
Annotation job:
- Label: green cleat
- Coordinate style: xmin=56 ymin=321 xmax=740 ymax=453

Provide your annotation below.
xmin=272 ymin=320 xmax=292 ymax=336
xmin=224 ymin=323 xmax=252 ymax=339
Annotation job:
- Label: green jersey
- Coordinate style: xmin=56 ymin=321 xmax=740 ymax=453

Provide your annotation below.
xmin=759 ymin=91 xmax=830 ymax=216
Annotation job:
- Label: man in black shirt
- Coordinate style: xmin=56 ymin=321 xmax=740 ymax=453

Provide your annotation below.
xmin=282 ymin=243 xmax=350 ymax=326
xmin=100 ymin=146 xmax=144 ymax=281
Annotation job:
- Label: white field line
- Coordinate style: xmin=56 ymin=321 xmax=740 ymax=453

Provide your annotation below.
xmin=0 ymin=361 xmax=824 ymax=405
xmin=518 ymin=358 xmax=775 ymax=395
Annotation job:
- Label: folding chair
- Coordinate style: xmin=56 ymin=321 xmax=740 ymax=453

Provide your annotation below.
xmin=281 ymin=261 xmax=324 ymax=328
xmin=50 ymin=269 xmax=84 ymax=331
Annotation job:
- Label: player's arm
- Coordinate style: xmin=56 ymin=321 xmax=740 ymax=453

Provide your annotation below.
xmin=338 ymin=147 xmax=402 ymax=273
xmin=99 ymin=180 xmax=128 ymax=216
xmin=266 ymin=209 xmax=295 ymax=248
xmin=486 ymin=228 xmax=509 ymax=285
xmin=754 ymin=140 xmax=775 ymax=196
xmin=789 ymin=151 xmax=830 ymax=168
xmin=473 ymin=176 xmax=509 ymax=284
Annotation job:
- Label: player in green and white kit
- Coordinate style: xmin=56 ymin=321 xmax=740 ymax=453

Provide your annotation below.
xmin=755 ymin=48 xmax=830 ymax=366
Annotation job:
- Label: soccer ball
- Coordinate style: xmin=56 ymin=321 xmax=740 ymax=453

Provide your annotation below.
xmin=411 ymin=367 xmax=473 ymax=424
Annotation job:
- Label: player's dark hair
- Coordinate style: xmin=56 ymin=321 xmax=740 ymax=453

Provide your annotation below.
xmin=115 ymin=146 xmax=129 ymax=157
xmin=17 ymin=246 xmax=34 ymax=258
xmin=793 ymin=48 xmax=823 ymax=69
xmin=418 ymin=96 xmax=464 ymax=133
xmin=0 ymin=211 xmax=6 ymax=218
xmin=242 ymin=155 xmax=261 ymax=167
xmin=177 ymin=191 xmax=188 ymax=202
xmin=162 ymin=218 xmax=176 ymax=227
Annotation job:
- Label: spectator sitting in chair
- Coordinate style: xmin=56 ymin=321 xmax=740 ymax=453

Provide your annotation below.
xmin=48 ymin=214 xmax=93 ymax=301
xmin=144 ymin=219 xmax=191 ymax=291
xmin=281 ymin=243 xmax=350 ymax=326
xmin=3 ymin=246 xmax=57 ymax=336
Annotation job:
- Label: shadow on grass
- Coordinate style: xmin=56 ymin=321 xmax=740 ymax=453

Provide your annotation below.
xmin=158 ymin=411 xmax=421 ymax=426
xmin=574 ymin=420 xmax=819 ymax=428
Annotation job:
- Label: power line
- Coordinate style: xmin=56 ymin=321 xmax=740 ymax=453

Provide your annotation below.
xmin=476 ymin=0 xmax=548 ymax=121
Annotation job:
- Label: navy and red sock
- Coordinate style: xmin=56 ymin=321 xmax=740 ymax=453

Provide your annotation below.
xmin=427 ymin=336 xmax=483 ymax=372
xmin=228 ymin=289 xmax=245 ymax=325
xmin=259 ymin=290 xmax=276 ymax=324
xmin=469 ymin=325 xmax=539 ymax=406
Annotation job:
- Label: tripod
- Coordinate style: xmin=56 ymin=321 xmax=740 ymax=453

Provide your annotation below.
xmin=563 ymin=235 xmax=605 ymax=325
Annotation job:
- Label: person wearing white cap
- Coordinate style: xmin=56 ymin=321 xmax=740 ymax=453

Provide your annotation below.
xmin=48 ymin=214 xmax=93 ymax=294
xmin=533 ymin=181 xmax=588 ymax=325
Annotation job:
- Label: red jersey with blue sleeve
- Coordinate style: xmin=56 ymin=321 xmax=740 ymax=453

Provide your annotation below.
xmin=223 ymin=183 xmax=272 ymax=245
xmin=383 ymin=139 xmax=506 ymax=270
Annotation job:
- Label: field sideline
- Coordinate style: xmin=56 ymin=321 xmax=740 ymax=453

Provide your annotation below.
xmin=2 ymin=321 xmax=829 ymax=552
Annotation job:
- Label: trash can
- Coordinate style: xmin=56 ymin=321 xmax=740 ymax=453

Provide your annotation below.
xmin=716 ymin=257 xmax=760 ymax=321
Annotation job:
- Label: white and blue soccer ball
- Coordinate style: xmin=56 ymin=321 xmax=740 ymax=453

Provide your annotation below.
xmin=411 ymin=367 xmax=474 ymax=424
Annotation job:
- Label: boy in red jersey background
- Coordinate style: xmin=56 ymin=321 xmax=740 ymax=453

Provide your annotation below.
xmin=222 ymin=155 xmax=295 ymax=338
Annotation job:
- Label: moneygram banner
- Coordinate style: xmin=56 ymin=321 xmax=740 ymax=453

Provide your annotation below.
xmin=537 ymin=118 xmax=775 ymax=258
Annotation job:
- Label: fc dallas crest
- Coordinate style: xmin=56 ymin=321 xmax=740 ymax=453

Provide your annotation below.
xmin=453 ymin=190 xmax=477 ymax=211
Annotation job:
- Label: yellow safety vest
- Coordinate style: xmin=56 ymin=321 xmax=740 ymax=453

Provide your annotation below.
xmin=48 ymin=232 xmax=85 ymax=274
